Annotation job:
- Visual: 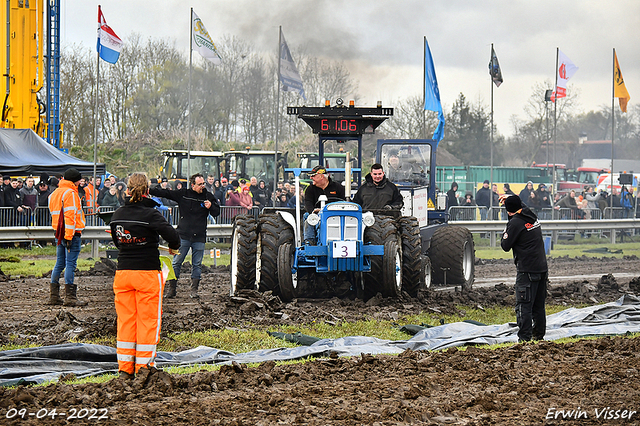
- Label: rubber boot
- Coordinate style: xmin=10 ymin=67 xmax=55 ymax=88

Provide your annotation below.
xmin=63 ymin=284 xmax=88 ymax=307
xmin=190 ymin=278 xmax=200 ymax=299
xmin=165 ymin=279 xmax=177 ymax=299
xmin=46 ymin=282 xmax=64 ymax=305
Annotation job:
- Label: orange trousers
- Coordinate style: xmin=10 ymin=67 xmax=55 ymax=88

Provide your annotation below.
xmin=113 ymin=270 xmax=164 ymax=374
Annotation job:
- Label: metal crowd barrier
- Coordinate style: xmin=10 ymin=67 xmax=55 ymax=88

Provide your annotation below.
xmin=217 ymin=206 xmax=259 ymax=224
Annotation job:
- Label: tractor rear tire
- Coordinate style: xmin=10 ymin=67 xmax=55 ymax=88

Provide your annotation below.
xmin=429 ymin=226 xmax=474 ymax=290
xmin=363 ymin=216 xmax=398 ymax=300
xmin=277 ymin=243 xmax=297 ymax=302
xmin=230 ymin=214 xmax=258 ymax=296
xmin=258 ymin=213 xmax=294 ymax=294
xmin=381 ymin=240 xmax=402 ymax=298
xmin=397 ymin=216 xmax=423 ymax=297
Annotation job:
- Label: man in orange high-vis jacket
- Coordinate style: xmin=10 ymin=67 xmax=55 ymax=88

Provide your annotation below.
xmin=48 ymin=168 xmax=87 ymax=307
xmin=110 ymin=173 xmax=180 ymax=379
xmin=83 ymin=177 xmax=96 ymax=216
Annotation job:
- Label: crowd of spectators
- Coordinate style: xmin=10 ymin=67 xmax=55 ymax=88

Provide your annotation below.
xmin=445 ymin=179 xmax=638 ymax=220
xmin=1 ymin=170 xmax=638 ymax=250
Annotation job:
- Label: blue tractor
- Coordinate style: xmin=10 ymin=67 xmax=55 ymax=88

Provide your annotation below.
xmin=230 ymin=100 xmax=473 ymax=302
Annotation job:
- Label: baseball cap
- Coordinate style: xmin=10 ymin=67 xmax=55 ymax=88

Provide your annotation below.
xmin=161 ymin=177 xmax=168 ymax=183
xmin=309 ymin=165 xmax=327 ymax=177
xmin=483 ymin=179 xmax=490 ymax=184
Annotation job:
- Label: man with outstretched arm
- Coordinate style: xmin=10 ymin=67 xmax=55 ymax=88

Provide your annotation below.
xmin=149 ymin=173 xmax=220 ymax=299
xmin=500 ymin=194 xmax=548 ymax=342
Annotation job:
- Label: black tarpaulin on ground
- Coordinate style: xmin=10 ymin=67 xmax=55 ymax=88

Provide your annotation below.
xmin=1 ymin=295 xmax=639 ymax=387
xmin=0 ymin=129 xmax=105 ymax=176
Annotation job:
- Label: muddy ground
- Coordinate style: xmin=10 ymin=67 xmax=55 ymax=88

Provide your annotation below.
xmin=1 ymin=255 xmax=640 ymax=424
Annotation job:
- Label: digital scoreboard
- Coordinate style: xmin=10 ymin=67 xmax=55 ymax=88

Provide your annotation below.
xmin=287 ymin=100 xmax=393 ymax=136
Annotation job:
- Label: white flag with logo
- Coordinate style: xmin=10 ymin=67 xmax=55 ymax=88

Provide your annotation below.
xmin=191 ymin=10 xmax=221 ymax=65
xmin=551 ymin=50 xmax=578 ymax=101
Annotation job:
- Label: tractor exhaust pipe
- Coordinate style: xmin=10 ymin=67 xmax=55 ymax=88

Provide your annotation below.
xmin=345 ymin=151 xmax=351 ymax=199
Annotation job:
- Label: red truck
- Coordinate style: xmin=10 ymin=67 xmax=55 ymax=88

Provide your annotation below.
xmin=532 ymin=164 xmax=609 ymax=195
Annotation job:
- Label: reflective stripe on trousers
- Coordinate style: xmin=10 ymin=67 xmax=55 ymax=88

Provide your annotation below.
xmin=114 ymin=270 xmax=165 ymax=374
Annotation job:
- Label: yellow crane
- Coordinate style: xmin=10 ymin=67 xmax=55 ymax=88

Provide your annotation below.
xmin=0 ymin=0 xmax=46 ymax=136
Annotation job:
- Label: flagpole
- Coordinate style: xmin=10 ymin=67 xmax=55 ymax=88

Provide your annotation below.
xmin=92 ymin=5 xmax=102 ymax=259
xmin=187 ymin=8 xmax=193 ymax=186
xmin=552 ymin=47 xmax=559 ymax=215
xmin=489 ymin=43 xmax=494 ymax=218
xmin=274 ymin=26 xmax=282 ymax=198
xmin=422 ymin=36 xmax=426 ymax=139
xmin=610 ymin=48 xmax=615 ymax=208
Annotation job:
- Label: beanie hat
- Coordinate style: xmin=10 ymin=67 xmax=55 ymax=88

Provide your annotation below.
xmin=504 ymin=195 xmax=522 ymax=213
xmin=63 ymin=168 xmax=82 ymax=183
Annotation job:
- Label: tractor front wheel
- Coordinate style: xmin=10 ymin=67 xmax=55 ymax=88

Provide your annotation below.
xmin=230 ymin=214 xmax=258 ymax=296
xmin=381 ymin=240 xmax=402 ymax=298
xmin=277 ymin=243 xmax=297 ymax=302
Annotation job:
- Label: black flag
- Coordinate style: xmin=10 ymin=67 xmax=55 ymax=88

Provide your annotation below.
xmin=489 ymin=46 xmax=503 ymax=87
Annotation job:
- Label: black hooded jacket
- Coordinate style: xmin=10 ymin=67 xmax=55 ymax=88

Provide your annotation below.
xmin=500 ymin=206 xmax=548 ymax=273
xmin=353 ymin=173 xmax=403 ymax=210
xmin=446 ymin=182 xmax=459 ymax=209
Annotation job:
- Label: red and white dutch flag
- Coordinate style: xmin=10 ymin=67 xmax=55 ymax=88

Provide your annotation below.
xmin=97 ymin=5 xmax=123 ymax=64
xmin=550 ymin=50 xmax=578 ymax=102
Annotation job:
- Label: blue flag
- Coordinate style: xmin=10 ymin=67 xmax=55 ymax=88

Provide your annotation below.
xmin=424 ymin=37 xmax=444 ymax=142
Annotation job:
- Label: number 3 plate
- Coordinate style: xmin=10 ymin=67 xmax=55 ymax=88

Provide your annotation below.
xmin=332 ymin=241 xmax=356 ymax=258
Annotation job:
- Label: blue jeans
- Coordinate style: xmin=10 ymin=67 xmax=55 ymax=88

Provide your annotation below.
xmin=302 ymin=212 xmax=317 ymax=243
xmin=51 ymin=235 xmax=82 ymax=286
xmin=173 ymin=239 xmax=205 ymax=280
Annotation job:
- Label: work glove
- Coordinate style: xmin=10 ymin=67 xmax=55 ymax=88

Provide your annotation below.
xmin=383 ymin=205 xmax=393 ymax=210
xmin=62 ymin=239 xmax=71 ymax=249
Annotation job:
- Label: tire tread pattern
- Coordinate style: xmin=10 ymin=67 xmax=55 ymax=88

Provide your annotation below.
xmin=259 ymin=213 xmax=294 ymax=293
xmin=397 ymin=216 xmax=423 ymax=296
xmin=231 ymin=214 xmax=258 ymax=292
xmin=429 ymin=226 xmax=474 ymax=288
xmin=363 ymin=216 xmax=398 ymax=299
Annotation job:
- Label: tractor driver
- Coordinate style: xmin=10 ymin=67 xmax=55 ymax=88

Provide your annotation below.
xmin=353 ymin=163 xmax=403 ymax=211
xmin=386 ymin=153 xmax=411 ymax=182
xmin=303 ymin=165 xmax=345 ymax=245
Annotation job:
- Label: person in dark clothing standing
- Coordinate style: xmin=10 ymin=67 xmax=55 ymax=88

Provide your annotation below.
xmin=353 ymin=163 xmax=403 ymax=211
xmin=519 ymin=181 xmax=535 ymax=206
xmin=500 ymin=194 xmax=548 ymax=342
xmin=213 ymin=179 xmax=225 ymax=207
xmin=149 ymin=173 xmax=220 ymax=299
xmin=446 ymin=182 xmax=459 ymax=214
xmin=475 ymin=180 xmax=492 ymax=220
xmin=110 ymin=172 xmax=180 ymax=380
xmin=36 ymin=178 xmax=52 ymax=231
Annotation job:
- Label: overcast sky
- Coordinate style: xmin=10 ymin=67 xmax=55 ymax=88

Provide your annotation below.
xmin=62 ymin=0 xmax=639 ymax=138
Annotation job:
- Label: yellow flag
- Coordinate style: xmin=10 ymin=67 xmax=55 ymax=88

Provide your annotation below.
xmin=614 ymin=51 xmax=630 ymax=113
